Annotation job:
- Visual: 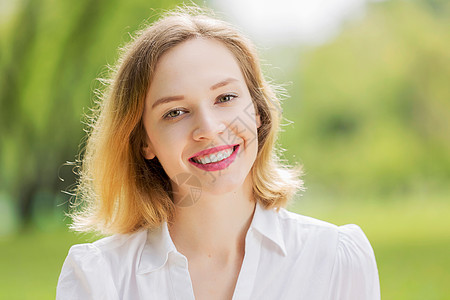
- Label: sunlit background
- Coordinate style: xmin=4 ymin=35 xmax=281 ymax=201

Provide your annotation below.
xmin=0 ymin=0 xmax=448 ymax=299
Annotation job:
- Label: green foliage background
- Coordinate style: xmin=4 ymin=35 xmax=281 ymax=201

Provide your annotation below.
xmin=279 ymin=0 xmax=450 ymax=198
xmin=0 ymin=0 xmax=448 ymax=299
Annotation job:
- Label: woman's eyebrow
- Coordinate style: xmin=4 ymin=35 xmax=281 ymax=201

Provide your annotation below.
xmin=151 ymin=95 xmax=184 ymax=109
xmin=210 ymin=77 xmax=238 ymax=90
xmin=151 ymin=78 xmax=239 ymax=109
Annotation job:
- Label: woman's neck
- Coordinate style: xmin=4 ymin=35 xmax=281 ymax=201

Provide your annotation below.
xmin=168 ymin=176 xmax=256 ymax=263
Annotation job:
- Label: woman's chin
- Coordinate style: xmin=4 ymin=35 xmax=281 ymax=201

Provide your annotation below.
xmin=202 ymin=175 xmax=250 ymax=196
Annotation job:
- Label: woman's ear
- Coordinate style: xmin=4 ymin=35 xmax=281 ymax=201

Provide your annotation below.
xmin=143 ymin=139 xmax=156 ymax=160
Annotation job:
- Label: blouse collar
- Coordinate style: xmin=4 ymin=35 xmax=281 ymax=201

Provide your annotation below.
xmin=137 ymin=201 xmax=286 ymax=274
xmin=251 ymin=202 xmax=287 ymax=256
xmin=137 ymin=221 xmax=177 ymax=274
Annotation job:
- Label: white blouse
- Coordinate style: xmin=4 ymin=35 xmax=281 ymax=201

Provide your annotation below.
xmin=57 ymin=202 xmax=380 ymax=299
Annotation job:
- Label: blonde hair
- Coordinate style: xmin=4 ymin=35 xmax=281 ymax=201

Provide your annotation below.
xmin=70 ymin=6 xmax=303 ymax=235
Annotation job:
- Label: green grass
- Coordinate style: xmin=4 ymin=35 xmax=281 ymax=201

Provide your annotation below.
xmin=0 ymin=196 xmax=449 ymax=299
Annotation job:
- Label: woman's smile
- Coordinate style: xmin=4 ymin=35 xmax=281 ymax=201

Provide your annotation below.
xmin=189 ymin=144 xmax=240 ymax=171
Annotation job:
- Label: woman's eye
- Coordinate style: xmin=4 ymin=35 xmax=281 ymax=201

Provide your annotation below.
xmin=163 ymin=109 xmax=185 ymax=120
xmin=217 ymin=93 xmax=237 ymax=103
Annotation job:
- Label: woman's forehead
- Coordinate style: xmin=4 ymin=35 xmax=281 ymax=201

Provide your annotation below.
xmin=147 ymin=38 xmax=246 ymax=98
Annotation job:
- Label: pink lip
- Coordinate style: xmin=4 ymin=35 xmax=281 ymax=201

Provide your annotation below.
xmin=189 ymin=144 xmax=240 ymax=171
xmin=189 ymin=144 xmax=238 ymax=160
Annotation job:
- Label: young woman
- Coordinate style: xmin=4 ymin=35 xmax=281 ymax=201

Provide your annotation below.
xmin=57 ymin=6 xmax=380 ymax=300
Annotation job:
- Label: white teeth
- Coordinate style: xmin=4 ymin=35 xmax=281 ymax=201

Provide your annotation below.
xmin=193 ymin=147 xmax=234 ymax=164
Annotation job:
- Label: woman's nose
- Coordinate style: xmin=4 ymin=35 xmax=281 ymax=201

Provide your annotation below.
xmin=192 ymin=107 xmax=226 ymax=141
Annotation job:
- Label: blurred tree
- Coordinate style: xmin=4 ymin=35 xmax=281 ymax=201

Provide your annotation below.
xmin=0 ymin=0 xmax=181 ymax=229
xmin=280 ymin=0 xmax=450 ymax=198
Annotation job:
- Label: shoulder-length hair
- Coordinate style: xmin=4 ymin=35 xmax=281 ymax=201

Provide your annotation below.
xmin=70 ymin=6 xmax=303 ymax=235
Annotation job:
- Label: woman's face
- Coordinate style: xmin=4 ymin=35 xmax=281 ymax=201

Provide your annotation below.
xmin=142 ymin=38 xmax=261 ymax=197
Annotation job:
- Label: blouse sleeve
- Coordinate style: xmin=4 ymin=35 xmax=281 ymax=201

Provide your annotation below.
xmin=328 ymin=224 xmax=380 ymax=300
xmin=56 ymin=244 xmax=119 ymax=300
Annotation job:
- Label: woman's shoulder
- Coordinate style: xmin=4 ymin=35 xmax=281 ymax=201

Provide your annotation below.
xmin=277 ymin=206 xmax=339 ymax=229
xmin=56 ymin=230 xmax=149 ymax=299
xmin=275 ymin=207 xmax=380 ymax=298
xmin=275 ymin=207 xmax=376 ymax=261
xmin=68 ymin=229 xmax=148 ymax=258
xmin=276 ymin=206 xmax=343 ymax=243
